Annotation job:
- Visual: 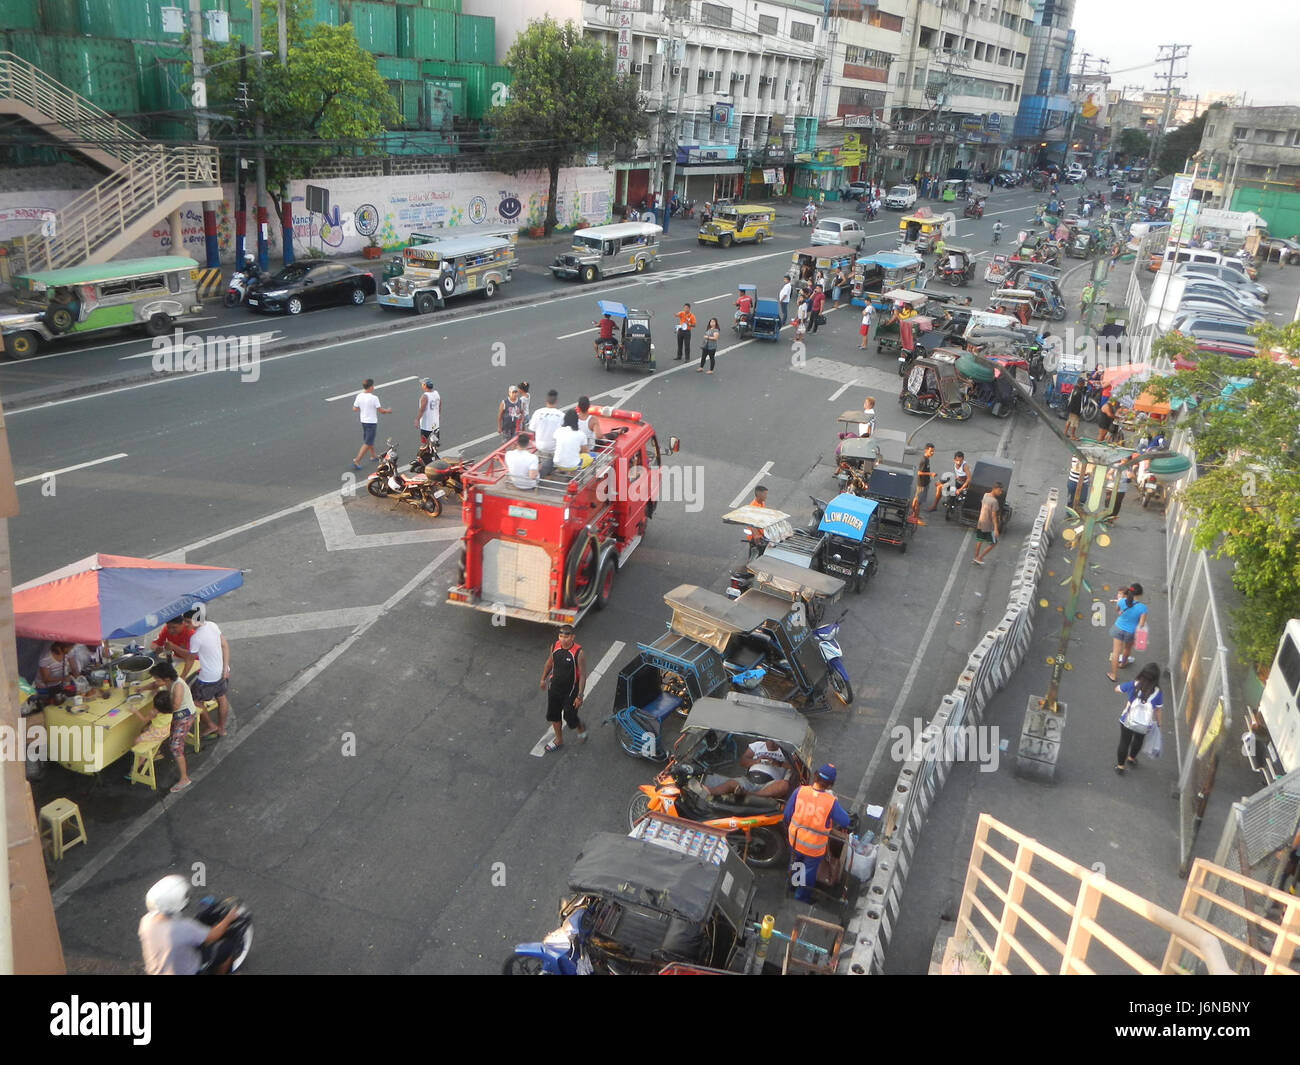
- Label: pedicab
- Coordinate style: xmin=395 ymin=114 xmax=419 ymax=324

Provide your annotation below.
xmin=874 ymin=290 xmax=930 ymax=356
xmin=834 ymin=421 xmax=907 ymax=487
xmin=627 ymin=695 xmax=818 ymax=871
xmin=983 ymin=254 xmax=1012 ymax=285
xmin=1015 ymin=272 xmax=1068 ymax=321
xmin=953 ymin=350 xmax=1020 ymax=419
xmin=805 ymin=492 xmax=882 ymax=594
xmin=942 ymin=454 xmax=1014 ymax=528
xmin=593 ymin=299 xmax=657 ymax=372
xmin=940 ymin=179 xmax=963 ymax=203
xmin=935 ymin=246 xmax=976 ymax=286
xmin=733 ymin=283 xmax=758 ymax=339
xmin=504 ymin=813 xmax=757 ymax=974
xmin=861 ymin=462 xmax=917 ymax=553
xmin=850 ymin=251 xmax=925 ymax=307
xmin=988 ymin=290 xmax=1034 ymax=325
xmin=899 ymin=351 xmax=973 ymax=420
xmin=750 ymin=296 xmax=782 ymax=341
xmin=897 ymin=209 xmax=956 ymax=253
xmin=1065 ymin=229 xmax=1097 ymax=259
xmin=896 ymin=325 xmax=948 ymax=377
xmin=724 ymin=553 xmax=846 ymax=625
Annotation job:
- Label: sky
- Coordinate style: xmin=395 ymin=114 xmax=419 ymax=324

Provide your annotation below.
xmin=1070 ymin=0 xmax=1299 ymax=106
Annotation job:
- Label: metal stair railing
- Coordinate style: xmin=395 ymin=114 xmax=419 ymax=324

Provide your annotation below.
xmin=0 ymin=50 xmax=147 ymax=166
xmin=19 ymin=145 xmax=221 ymax=272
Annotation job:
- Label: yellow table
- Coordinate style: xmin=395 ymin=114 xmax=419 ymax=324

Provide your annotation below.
xmin=42 ymin=689 xmax=151 ymax=775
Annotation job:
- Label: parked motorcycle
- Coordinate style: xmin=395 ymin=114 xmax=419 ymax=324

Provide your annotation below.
xmin=410 ymin=442 xmax=468 ymax=518
xmin=504 ymin=906 xmax=594 ymax=975
xmin=366 ymin=442 xmax=440 ymax=514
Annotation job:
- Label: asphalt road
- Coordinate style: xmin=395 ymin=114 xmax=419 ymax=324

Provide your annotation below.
xmin=13 ymin=184 xmax=1090 ymax=973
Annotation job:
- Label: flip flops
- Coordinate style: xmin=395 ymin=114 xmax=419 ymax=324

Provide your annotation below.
xmin=170 ymin=779 xmax=194 ymax=793
xmin=544 ymin=740 xmax=561 ymax=753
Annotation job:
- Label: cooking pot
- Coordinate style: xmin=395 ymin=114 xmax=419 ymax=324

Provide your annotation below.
xmin=113 ymin=654 xmax=156 ymax=683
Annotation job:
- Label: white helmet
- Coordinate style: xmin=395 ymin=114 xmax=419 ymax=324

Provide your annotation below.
xmin=145 ymin=875 xmax=190 ymax=916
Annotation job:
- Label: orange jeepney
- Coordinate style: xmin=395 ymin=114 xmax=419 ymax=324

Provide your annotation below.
xmin=448 ymin=408 xmax=676 ymax=626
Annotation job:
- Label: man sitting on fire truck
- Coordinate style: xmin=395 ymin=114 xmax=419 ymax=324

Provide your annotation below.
xmin=552 ymin=410 xmax=592 ymax=474
xmin=505 ymin=431 xmax=539 ymax=489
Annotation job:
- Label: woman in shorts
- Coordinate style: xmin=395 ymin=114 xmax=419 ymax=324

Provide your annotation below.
xmin=147 ymin=661 xmax=198 ymax=793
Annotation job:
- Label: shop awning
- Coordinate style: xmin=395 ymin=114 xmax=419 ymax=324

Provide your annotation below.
xmin=680 ymin=165 xmax=745 ymax=176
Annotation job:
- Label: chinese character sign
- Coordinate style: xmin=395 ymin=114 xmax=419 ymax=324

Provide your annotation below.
xmin=615 ymin=0 xmax=633 ymax=77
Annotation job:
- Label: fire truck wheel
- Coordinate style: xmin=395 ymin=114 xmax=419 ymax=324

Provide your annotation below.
xmin=562 ymin=531 xmax=600 ymax=610
xmin=594 ymin=557 xmax=616 ymax=610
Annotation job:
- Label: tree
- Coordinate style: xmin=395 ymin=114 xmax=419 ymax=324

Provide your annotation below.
xmin=1116 ymin=128 xmax=1150 ymax=163
xmin=205 ymin=4 xmax=398 ymax=195
xmin=487 ymin=18 xmax=649 ymax=234
xmin=1143 ymin=322 xmax=1300 ymax=669
xmin=1156 ymin=107 xmax=1214 ymax=177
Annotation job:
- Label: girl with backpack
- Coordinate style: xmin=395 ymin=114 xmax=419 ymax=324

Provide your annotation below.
xmin=1115 ymin=663 xmax=1163 ymax=771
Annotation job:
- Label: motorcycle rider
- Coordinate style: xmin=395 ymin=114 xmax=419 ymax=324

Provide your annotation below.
xmin=139 ymin=875 xmax=239 ymax=975
xmin=734 ymin=287 xmax=754 ymax=330
xmin=802 ymin=200 xmax=817 ymax=226
xmin=992 ymin=220 xmax=1005 ymax=244
xmin=593 ymin=312 xmax=616 ymax=357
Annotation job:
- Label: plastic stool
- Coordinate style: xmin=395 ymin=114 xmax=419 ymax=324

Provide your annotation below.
xmin=128 ymin=737 xmax=166 ymax=789
xmin=39 ymin=798 xmax=88 ymax=860
xmin=185 ymin=708 xmax=208 ymax=753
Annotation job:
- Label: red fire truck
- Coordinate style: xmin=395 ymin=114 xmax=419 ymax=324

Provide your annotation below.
xmin=448 ymin=408 xmax=678 ymax=626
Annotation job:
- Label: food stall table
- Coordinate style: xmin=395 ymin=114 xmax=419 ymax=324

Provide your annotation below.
xmin=42 ymin=689 xmax=150 ymax=775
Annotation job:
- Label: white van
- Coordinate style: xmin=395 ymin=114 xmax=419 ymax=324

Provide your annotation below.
xmin=1249 ymin=619 xmax=1300 ymax=780
xmin=1151 ymin=245 xmax=1222 ymax=272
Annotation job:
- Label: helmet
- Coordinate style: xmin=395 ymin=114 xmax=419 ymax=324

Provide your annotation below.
xmin=145 ymin=874 xmax=190 ymax=915
xmin=243 ymin=252 xmax=255 ymax=267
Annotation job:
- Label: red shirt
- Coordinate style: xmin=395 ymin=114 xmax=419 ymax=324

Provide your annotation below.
xmin=811 ymin=290 xmax=825 ymax=313
xmin=736 ymin=295 xmax=753 ymax=314
xmin=598 ymin=318 xmax=615 ymax=340
xmin=152 ymin=623 xmax=196 ymax=654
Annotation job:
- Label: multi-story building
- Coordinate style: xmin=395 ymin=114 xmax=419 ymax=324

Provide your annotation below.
xmin=889 ymin=0 xmax=1035 ymax=179
xmin=1192 ymin=105 xmax=1300 ymax=232
xmin=583 ymin=0 xmax=828 ymax=207
xmin=1013 ymin=0 xmax=1074 ymax=166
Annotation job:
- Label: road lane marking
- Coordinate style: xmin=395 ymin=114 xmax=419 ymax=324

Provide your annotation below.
xmin=530 ymin=639 xmax=626 ymax=757
xmin=828 ymin=380 xmax=861 ymax=402
xmin=730 ymin=462 xmax=774 ymax=509
xmin=690 ymin=292 xmax=731 ymax=305
xmin=556 ymin=326 xmax=597 ymax=339
xmin=659 ymin=250 xmax=691 ymax=257
xmin=220 ymin=606 xmax=381 ymax=640
xmin=50 ymin=543 xmax=457 ymax=909
xmin=14 ymin=452 xmax=127 ymax=486
xmin=324 ymin=375 xmax=417 ymax=401
xmin=118 ymin=330 xmax=283 ymax=360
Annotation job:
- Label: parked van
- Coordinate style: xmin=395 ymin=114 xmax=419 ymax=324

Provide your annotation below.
xmin=697 ymin=204 xmax=775 ymax=248
xmin=552 ymin=222 xmax=662 ymax=282
xmin=0 ymin=255 xmax=203 ymax=358
xmin=378 ymin=232 xmax=517 ymax=313
xmin=1248 ymin=619 xmax=1300 ymax=780
xmin=1149 ymin=245 xmax=1223 ymax=272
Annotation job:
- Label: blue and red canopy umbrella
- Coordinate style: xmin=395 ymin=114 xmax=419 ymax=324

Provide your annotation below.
xmin=14 ymin=553 xmax=242 ymax=644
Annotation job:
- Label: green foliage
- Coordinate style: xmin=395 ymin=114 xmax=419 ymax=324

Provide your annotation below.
xmin=1157 ymin=110 xmax=1209 ymax=177
xmin=487 ymin=17 xmax=649 ymax=233
xmin=204 ymin=6 xmax=398 ymax=189
xmin=1116 ymin=129 xmax=1150 ymax=161
xmin=1145 ymin=329 xmax=1300 ymax=668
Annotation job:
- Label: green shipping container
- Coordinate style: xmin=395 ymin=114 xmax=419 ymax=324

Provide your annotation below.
xmin=41 ymin=0 xmax=81 ymax=35
xmin=421 ymin=0 xmax=461 ymax=12
xmin=375 ymin=56 xmax=419 ymax=80
xmin=0 ymin=0 xmax=39 ymax=31
xmin=399 ymin=79 xmax=421 ymax=125
xmin=424 ymin=76 xmax=464 ymax=119
xmin=397 ymin=6 xmax=454 ymax=61
xmin=454 ymin=14 xmax=494 ymax=64
xmin=53 ymin=38 xmax=141 ymax=115
xmin=348 ymin=1 xmax=398 ymax=56
xmin=307 ymin=0 xmax=339 ymax=27
xmin=421 ymin=60 xmax=486 ymax=119
xmin=5 ymin=31 xmax=53 ymax=74
xmin=485 ymin=63 xmax=511 ymax=108
xmin=227 ymin=16 xmax=251 ymax=43
xmin=136 ymin=44 xmax=189 ymax=113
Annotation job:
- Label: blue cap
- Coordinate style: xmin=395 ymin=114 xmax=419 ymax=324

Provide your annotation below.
xmin=816 ymin=764 xmax=837 ymax=784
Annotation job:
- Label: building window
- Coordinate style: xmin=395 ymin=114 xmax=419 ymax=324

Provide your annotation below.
xmin=1290 ymin=129 xmax=1300 ymax=146
xmin=758 ymin=13 xmax=778 ymax=35
xmin=844 ymin=45 xmax=893 ymax=68
xmin=918 ymin=28 xmax=933 ymax=48
xmin=789 ymin=20 xmax=814 ymax=42
xmin=1013 ymin=52 xmax=1025 ymax=69
xmin=1232 ymin=126 xmax=1247 ymax=140
xmin=666 ymin=0 xmax=691 ymax=16
xmin=700 ymin=2 xmax=731 ymax=28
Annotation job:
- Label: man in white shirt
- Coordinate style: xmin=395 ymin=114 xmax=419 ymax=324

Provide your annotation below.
xmin=504 ymin=432 xmax=540 ymax=489
xmin=929 ymin=450 xmax=971 ymax=510
xmin=185 ymin=609 xmax=231 ymax=737
xmin=351 ymin=378 xmax=392 ymax=469
xmin=706 ymin=739 xmax=793 ymax=799
xmin=778 ymin=277 xmax=793 ymax=325
xmin=551 ymin=409 xmax=591 ymax=473
xmin=527 ymin=389 xmax=566 ymax=478
xmin=415 ymin=378 xmax=441 ymax=446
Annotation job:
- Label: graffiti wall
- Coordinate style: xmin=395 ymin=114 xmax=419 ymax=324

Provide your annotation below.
xmin=2 ymin=166 xmax=614 ymax=269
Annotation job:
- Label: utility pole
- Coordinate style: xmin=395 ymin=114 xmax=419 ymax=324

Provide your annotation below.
xmin=1149 ymin=44 xmax=1189 ymax=176
xmin=660 ymin=23 xmax=686 ymax=232
xmin=188 ymin=0 xmax=219 ymax=268
xmin=252 ymin=0 xmax=268 ymax=271
xmin=234 ymin=46 xmax=248 ymax=266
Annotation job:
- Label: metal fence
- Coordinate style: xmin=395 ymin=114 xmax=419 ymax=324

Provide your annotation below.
xmin=843 ymin=492 xmax=1058 ymax=974
xmin=1165 ymin=426 xmax=1235 ymax=875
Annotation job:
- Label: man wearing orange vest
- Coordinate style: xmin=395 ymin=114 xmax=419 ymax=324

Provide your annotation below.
xmin=784 ymin=763 xmax=852 ymax=902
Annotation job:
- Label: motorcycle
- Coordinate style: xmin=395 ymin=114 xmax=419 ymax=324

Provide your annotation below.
xmin=963 ymin=199 xmax=984 ymax=219
xmin=195 ymin=895 xmax=254 ymax=974
xmin=223 ymin=258 xmax=264 ymax=307
xmin=721 ymin=610 xmax=851 ymax=707
xmin=409 ymin=440 xmax=467 ymax=518
xmin=504 ymin=905 xmax=594 ymax=975
xmin=856 ymin=199 xmax=879 ymax=219
xmin=800 ymin=205 xmax=817 ymax=227
xmin=366 ymin=442 xmax=441 ymax=514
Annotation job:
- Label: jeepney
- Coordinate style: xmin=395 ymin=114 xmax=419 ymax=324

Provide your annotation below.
xmin=698 ymin=205 xmax=775 ymax=248
xmin=897 ymin=210 xmax=957 ymax=253
xmin=378 ymin=233 xmax=517 ymax=313
xmin=850 ymin=251 xmax=925 ymax=307
xmin=552 ymin=222 xmax=662 ymax=283
xmin=0 ymin=256 xmax=203 ymax=358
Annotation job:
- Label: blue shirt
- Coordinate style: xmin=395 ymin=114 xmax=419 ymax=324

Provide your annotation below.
xmin=1118 ymin=681 xmax=1162 ymax=711
xmin=1115 ymin=602 xmax=1148 ymax=635
xmin=783 ymin=787 xmax=852 ymax=831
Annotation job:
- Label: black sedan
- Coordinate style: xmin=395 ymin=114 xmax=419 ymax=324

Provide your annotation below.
xmin=247 ymin=260 xmax=377 ymax=315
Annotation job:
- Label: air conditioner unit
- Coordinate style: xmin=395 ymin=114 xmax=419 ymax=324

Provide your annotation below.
xmin=633 ymin=63 xmax=644 ymax=73
xmin=759 ymin=75 xmax=773 ymax=84
xmin=671 ymin=65 xmax=681 ymax=76
xmin=706 ymin=71 xmax=715 ymax=79
xmin=739 ymin=138 xmax=749 ymax=149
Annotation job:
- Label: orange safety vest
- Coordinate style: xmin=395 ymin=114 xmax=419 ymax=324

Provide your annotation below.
xmin=744 ymin=498 xmax=765 ymax=540
xmin=787 ymin=786 xmax=837 ymax=858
